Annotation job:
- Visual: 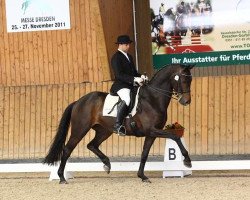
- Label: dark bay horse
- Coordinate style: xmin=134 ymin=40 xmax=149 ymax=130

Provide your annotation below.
xmin=43 ymin=64 xmax=194 ymax=184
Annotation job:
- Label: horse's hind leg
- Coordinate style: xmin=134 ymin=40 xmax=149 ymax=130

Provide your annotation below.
xmin=87 ymin=125 xmax=113 ymax=174
xmin=58 ymin=125 xmax=91 ymax=184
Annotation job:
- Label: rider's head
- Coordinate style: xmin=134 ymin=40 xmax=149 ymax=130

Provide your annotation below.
xmin=116 ymin=35 xmax=133 ymax=53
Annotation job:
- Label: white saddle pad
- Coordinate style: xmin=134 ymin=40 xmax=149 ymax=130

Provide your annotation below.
xmin=102 ymin=88 xmax=140 ymax=117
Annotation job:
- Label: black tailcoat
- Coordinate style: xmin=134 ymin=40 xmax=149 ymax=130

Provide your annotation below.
xmin=110 ymin=51 xmax=141 ymax=94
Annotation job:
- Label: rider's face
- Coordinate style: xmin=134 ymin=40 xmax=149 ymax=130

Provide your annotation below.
xmin=119 ymin=43 xmax=130 ymax=53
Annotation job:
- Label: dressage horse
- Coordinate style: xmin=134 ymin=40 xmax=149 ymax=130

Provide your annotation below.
xmin=43 ymin=64 xmax=194 ymax=184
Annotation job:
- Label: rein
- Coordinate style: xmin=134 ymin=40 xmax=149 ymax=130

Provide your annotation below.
xmin=146 ymin=84 xmax=178 ymax=100
xmin=145 ymin=73 xmax=192 ymax=100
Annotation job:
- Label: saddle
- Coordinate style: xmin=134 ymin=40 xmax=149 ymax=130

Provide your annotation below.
xmin=103 ymin=87 xmax=140 ymax=118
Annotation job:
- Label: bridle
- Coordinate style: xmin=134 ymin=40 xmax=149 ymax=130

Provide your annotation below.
xmin=146 ymin=72 xmax=192 ymax=100
xmin=175 ymin=73 xmax=192 ymax=94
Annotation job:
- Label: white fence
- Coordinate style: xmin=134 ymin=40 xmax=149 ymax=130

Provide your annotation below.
xmin=0 ymin=138 xmax=250 ymax=180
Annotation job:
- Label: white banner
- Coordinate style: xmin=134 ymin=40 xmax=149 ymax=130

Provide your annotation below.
xmin=150 ymin=0 xmax=250 ymax=67
xmin=5 ymin=0 xmax=71 ymax=32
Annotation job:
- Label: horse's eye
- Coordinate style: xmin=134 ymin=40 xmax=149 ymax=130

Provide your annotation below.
xmin=174 ymin=75 xmax=179 ymax=81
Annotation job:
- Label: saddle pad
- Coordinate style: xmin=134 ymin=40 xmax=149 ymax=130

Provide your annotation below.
xmin=102 ymin=88 xmax=140 ymax=117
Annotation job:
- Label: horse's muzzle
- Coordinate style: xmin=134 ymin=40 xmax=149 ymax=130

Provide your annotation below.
xmin=178 ymin=93 xmax=191 ymax=106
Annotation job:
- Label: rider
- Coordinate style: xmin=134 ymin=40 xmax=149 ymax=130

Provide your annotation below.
xmin=198 ymin=0 xmax=206 ymax=13
xmin=159 ymin=3 xmax=166 ymax=18
xmin=176 ymin=1 xmax=187 ymax=16
xmin=110 ymin=35 xmax=148 ymax=136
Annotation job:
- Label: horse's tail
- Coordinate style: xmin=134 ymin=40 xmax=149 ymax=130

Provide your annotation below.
xmin=43 ymin=101 xmax=76 ymax=165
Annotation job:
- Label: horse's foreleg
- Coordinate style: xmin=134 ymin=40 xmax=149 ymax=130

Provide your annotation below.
xmin=138 ymin=136 xmax=156 ymax=183
xmin=175 ymin=138 xmax=192 ymax=167
xmin=149 ymin=129 xmax=192 ymax=168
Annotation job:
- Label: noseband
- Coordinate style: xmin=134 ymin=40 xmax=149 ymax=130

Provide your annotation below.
xmin=146 ymin=72 xmax=192 ymax=100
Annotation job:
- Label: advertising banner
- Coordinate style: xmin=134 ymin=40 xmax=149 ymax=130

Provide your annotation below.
xmin=150 ymin=0 xmax=250 ymax=68
xmin=5 ymin=0 xmax=70 ymax=32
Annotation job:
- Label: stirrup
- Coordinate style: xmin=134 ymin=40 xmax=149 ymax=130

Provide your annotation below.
xmin=114 ymin=125 xmax=126 ymax=136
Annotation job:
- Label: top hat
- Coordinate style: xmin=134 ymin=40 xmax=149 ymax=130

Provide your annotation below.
xmin=115 ymin=35 xmax=133 ymax=44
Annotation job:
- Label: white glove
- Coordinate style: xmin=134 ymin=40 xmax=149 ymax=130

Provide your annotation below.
xmin=141 ymin=75 xmax=149 ymax=82
xmin=134 ymin=77 xmax=144 ymax=86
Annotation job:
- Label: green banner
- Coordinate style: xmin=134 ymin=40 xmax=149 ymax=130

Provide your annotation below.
xmin=153 ymin=50 xmax=250 ymax=69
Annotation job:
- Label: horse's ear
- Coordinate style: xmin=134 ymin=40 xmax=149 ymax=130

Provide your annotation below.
xmin=180 ymin=64 xmax=195 ymax=69
xmin=184 ymin=64 xmax=195 ymax=69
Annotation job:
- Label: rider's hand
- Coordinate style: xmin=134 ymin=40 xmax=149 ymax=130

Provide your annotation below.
xmin=134 ymin=77 xmax=144 ymax=86
xmin=141 ymin=75 xmax=149 ymax=82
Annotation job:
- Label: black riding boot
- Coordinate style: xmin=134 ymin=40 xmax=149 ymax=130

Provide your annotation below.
xmin=113 ymin=100 xmax=128 ymax=136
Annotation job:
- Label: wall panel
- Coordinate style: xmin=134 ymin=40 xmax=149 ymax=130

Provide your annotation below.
xmin=0 ymin=76 xmax=249 ymax=159
xmin=98 ymin=0 xmax=135 ymax=79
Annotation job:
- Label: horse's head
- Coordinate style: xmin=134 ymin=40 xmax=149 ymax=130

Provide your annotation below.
xmin=147 ymin=64 xmax=194 ymax=106
xmin=171 ymin=64 xmax=194 ymax=106
xmin=165 ymin=8 xmax=174 ymax=17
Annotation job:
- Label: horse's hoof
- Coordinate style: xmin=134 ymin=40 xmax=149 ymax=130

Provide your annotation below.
xmin=103 ymin=164 xmax=110 ymax=174
xmin=59 ymin=180 xmax=68 ymax=184
xmin=139 ymin=174 xmax=151 ymax=183
xmin=184 ymin=160 xmax=192 ymax=168
xmin=142 ymin=178 xmax=151 ymax=183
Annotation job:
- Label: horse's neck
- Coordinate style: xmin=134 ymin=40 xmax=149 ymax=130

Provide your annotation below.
xmin=150 ymin=71 xmax=173 ymax=92
xmin=148 ymin=79 xmax=172 ymax=108
xmin=148 ymin=68 xmax=175 ymax=109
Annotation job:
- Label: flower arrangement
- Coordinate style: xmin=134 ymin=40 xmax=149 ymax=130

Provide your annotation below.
xmin=164 ymin=122 xmax=184 ymax=137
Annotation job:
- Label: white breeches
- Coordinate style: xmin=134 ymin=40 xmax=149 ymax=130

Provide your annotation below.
xmin=117 ymin=88 xmax=131 ymax=106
